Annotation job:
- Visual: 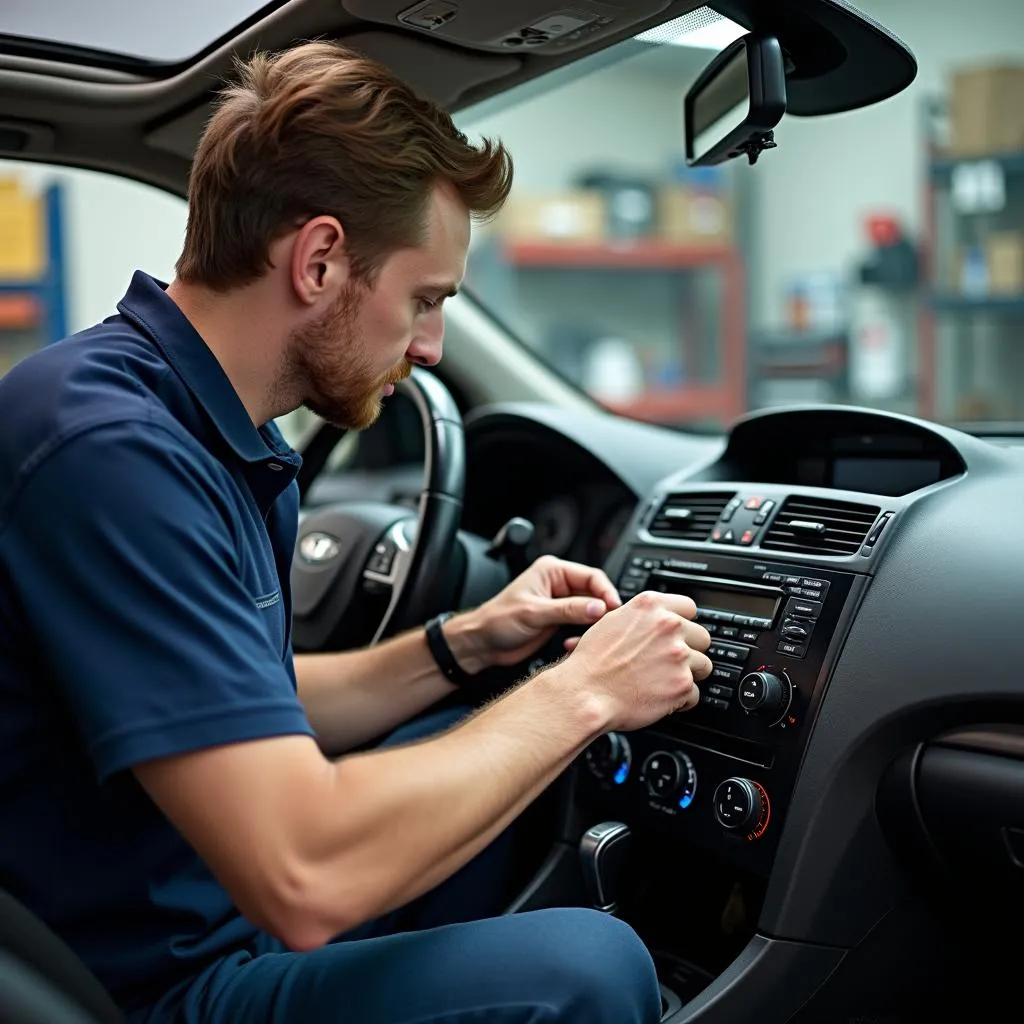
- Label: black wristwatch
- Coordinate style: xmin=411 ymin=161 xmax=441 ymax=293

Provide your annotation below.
xmin=425 ymin=611 xmax=476 ymax=689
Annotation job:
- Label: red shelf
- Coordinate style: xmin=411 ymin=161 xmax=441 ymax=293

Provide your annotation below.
xmin=602 ymin=385 xmax=745 ymax=424
xmin=502 ymin=239 xmax=737 ymax=270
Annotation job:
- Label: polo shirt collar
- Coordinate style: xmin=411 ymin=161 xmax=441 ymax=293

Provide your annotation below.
xmin=116 ymin=270 xmax=298 ymax=467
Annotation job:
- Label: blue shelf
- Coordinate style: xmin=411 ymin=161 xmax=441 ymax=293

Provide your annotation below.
xmin=930 ymin=293 xmax=1024 ymax=313
xmin=0 ymin=182 xmax=66 ymax=343
xmin=929 ymin=150 xmax=1024 ymax=181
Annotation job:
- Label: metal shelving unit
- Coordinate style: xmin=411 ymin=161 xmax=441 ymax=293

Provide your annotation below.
xmin=0 ymin=181 xmax=67 ymax=344
xmin=918 ymin=99 xmax=1024 ymax=423
xmin=468 ymin=236 xmax=747 ymax=428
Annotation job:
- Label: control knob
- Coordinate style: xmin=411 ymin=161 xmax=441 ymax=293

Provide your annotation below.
xmin=585 ymin=732 xmax=632 ymax=786
xmin=640 ymin=750 xmax=698 ymax=809
xmin=712 ymin=777 xmax=771 ymax=839
xmin=737 ymin=670 xmax=792 ymax=725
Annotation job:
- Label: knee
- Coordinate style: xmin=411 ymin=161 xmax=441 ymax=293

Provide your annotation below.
xmin=529 ymin=908 xmax=661 ymax=1024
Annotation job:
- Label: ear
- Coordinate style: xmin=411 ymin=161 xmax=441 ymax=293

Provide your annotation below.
xmin=289 ymin=215 xmax=349 ymax=307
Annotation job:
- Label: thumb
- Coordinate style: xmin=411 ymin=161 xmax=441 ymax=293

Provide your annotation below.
xmin=554 ymin=597 xmax=607 ymax=625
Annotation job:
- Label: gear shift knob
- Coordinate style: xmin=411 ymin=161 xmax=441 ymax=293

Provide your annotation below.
xmin=579 ymin=821 xmax=632 ymax=914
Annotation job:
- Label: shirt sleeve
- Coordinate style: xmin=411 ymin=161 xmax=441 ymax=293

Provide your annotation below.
xmin=1 ymin=418 xmax=316 ymax=782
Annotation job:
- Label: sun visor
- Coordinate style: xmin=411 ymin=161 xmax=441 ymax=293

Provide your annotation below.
xmin=714 ymin=0 xmax=916 ymax=115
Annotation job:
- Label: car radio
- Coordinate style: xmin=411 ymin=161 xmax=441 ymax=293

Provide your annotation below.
xmin=576 ymin=544 xmax=866 ymax=875
xmin=614 ymin=547 xmax=857 ymax=749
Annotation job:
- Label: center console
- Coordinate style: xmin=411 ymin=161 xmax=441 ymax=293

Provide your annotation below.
xmin=577 ymin=488 xmax=872 ymax=877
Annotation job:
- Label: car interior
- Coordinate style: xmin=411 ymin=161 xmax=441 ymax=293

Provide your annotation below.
xmin=2 ymin=1 xmax=1024 ymax=1022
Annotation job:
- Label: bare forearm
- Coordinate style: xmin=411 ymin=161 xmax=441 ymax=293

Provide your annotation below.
xmin=298 ymin=664 xmax=607 ymax=940
xmin=295 ymin=615 xmax=487 ymax=753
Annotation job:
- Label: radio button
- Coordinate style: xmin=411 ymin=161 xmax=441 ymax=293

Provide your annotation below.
xmin=710 ymin=663 xmax=742 ymax=682
xmin=718 ymin=625 xmax=739 ymax=639
xmin=701 ymin=696 xmax=730 ymax=711
xmin=761 ymin=572 xmax=784 ymax=584
xmin=706 ymin=683 xmax=735 ymax=699
xmin=739 ymin=629 xmax=760 ymax=644
xmin=777 ymin=640 xmax=807 ymax=658
xmin=750 ymin=616 xmax=774 ymax=630
xmin=781 ymin=622 xmax=810 ymax=640
xmin=731 ymin=614 xmax=752 ymax=627
xmin=784 ymin=575 xmax=803 ymax=586
xmin=801 ymin=578 xmax=827 ymax=591
xmin=786 ymin=597 xmax=822 ymax=619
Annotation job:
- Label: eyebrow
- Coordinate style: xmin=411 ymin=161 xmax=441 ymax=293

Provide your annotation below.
xmin=423 ymin=282 xmax=460 ymax=299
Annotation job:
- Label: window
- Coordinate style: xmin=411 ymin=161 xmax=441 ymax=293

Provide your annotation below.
xmin=0 ymin=160 xmax=312 ymax=446
xmin=457 ymin=1 xmax=1024 ymax=431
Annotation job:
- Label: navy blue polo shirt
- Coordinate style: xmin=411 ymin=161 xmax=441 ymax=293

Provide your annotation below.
xmin=0 ymin=271 xmax=317 ymax=1011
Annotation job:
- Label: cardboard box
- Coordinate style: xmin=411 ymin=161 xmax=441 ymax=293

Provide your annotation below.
xmin=986 ymin=232 xmax=1024 ymax=295
xmin=0 ymin=178 xmax=45 ymax=279
xmin=949 ymin=64 xmax=1024 ymax=156
xmin=492 ymin=191 xmax=606 ymax=243
xmin=657 ymin=187 xmax=733 ymax=245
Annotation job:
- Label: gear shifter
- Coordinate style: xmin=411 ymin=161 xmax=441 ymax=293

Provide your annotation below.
xmin=579 ymin=821 xmax=632 ymax=914
xmin=486 ymin=517 xmax=535 ymax=577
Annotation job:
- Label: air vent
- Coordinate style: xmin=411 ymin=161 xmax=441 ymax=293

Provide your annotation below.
xmin=761 ymin=497 xmax=881 ymax=556
xmin=647 ymin=492 xmax=735 ymax=542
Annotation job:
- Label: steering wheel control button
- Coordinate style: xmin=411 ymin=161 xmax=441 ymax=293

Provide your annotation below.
xmin=641 ymin=751 xmax=698 ymax=808
xmin=585 ymin=733 xmax=633 ymax=786
xmin=738 ymin=670 xmax=792 ymax=724
xmin=367 ymin=539 xmax=397 ymax=576
xmin=713 ymin=778 xmax=771 ymax=839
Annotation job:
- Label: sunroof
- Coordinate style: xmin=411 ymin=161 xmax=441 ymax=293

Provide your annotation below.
xmin=1 ymin=0 xmax=283 ymax=65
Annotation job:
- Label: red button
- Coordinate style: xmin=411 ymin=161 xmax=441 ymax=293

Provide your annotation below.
xmin=744 ymin=496 xmax=764 ymax=510
xmin=711 ymin=527 xmax=723 ymax=542
xmin=740 ymin=530 xmax=756 ymax=545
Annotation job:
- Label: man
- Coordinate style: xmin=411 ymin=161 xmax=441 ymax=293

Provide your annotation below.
xmin=0 ymin=41 xmax=712 ymax=1024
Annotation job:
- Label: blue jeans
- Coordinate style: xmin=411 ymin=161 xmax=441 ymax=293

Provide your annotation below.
xmin=138 ymin=707 xmax=661 ymax=1024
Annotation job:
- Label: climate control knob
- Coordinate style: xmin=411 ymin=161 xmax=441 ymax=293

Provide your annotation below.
xmin=640 ymin=750 xmax=698 ymax=808
xmin=713 ymin=777 xmax=771 ymax=839
xmin=737 ymin=670 xmax=792 ymax=725
xmin=585 ymin=732 xmax=632 ymax=785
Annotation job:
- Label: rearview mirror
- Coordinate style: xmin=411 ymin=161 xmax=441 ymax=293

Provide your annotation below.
xmin=685 ymin=34 xmax=787 ymax=166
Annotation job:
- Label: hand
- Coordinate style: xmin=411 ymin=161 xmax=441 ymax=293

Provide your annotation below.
xmin=454 ymin=555 xmax=623 ymax=671
xmin=553 ymin=591 xmax=713 ymax=732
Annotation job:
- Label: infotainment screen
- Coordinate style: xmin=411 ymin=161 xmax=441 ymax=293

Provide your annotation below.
xmin=653 ymin=577 xmax=779 ymax=620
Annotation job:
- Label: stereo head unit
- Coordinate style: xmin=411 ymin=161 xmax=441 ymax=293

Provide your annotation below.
xmin=576 ymin=545 xmax=865 ymax=875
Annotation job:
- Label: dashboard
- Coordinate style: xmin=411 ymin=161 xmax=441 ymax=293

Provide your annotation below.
xmin=462 ymin=401 xmax=1024 ymax=958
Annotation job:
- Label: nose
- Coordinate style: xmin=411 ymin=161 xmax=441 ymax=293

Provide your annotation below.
xmin=406 ymin=319 xmax=444 ymax=368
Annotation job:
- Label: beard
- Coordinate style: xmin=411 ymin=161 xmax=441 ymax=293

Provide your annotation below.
xmin=282 ymin=286 xmax=411 ymax=430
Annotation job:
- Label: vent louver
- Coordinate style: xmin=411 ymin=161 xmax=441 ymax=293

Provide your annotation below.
xmin=761 ymin=497 xmax=881 ymax=556
xmin=647 ymin=492 xmax=735 ymax=542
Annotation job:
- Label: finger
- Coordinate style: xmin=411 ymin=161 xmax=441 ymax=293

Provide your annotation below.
xmin=548 ymin=596 xmax=608 ymax=626
xmin=563 ymin=636 xmax=580 ymax=652
xmin=691 ymin=652 xmax=714 ymax=681
xmin=542 ymin=557 xmax=622 ymax=609
xmin=645 ymin=592 xmax=698 ymax=621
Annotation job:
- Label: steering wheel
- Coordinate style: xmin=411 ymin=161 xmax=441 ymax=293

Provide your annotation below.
xmin=290 ymin=367 xmax=465 ymax=652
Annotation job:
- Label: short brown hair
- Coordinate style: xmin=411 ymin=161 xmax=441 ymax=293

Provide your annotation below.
xmin=176 ymin=41 xmax=513 ymax=289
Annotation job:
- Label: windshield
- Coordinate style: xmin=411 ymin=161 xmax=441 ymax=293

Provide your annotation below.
xmin=456 ymin=4 xmax=1024 ymax=432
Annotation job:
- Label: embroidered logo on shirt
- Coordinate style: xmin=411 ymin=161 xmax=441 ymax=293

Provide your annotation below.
xmin=255 ymin=590 xmax=282 ymax=610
